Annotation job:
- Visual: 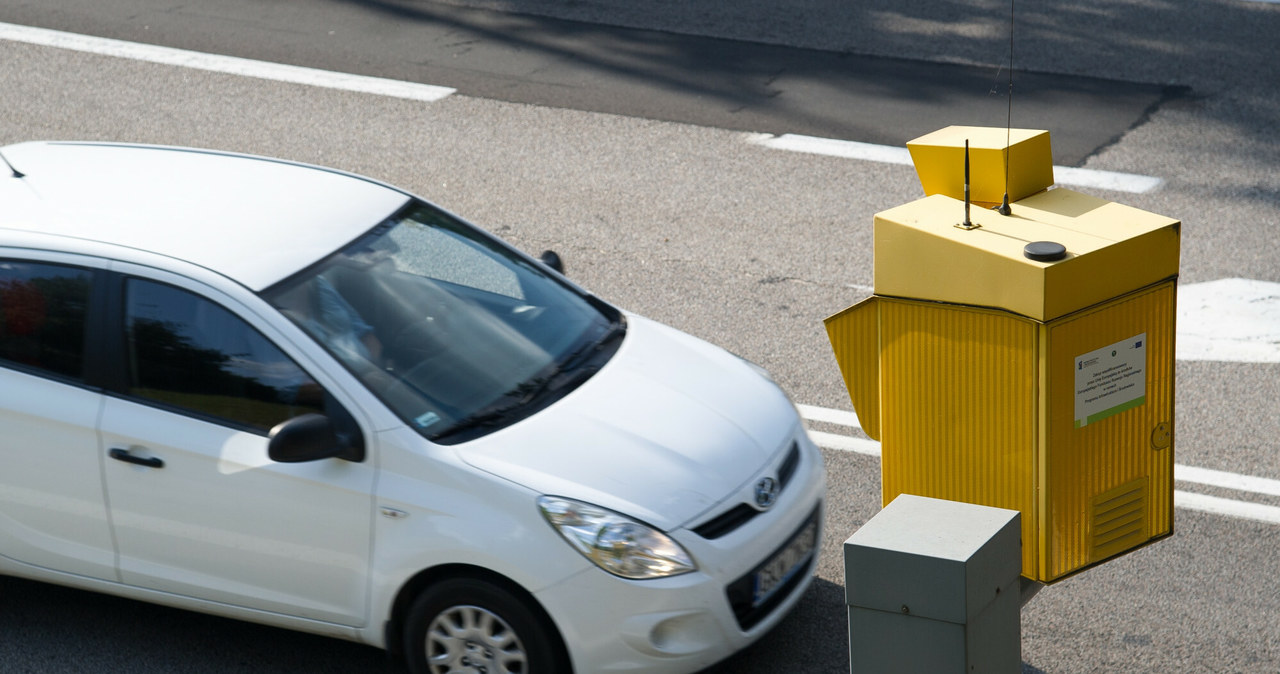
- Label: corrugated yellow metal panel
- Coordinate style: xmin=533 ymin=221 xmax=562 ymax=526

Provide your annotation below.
xmin=1041 ymin=282 xmax=1176 ymax=580
xmin=824 ymin=298 xmax=882 ymax=441
xmin=827 ymin=126 xmax=1180 ymax=583
xmin=877 ymin=298 xmax=1040 ymax=575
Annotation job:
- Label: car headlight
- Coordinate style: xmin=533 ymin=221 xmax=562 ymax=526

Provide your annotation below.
xmin=537 ymin=496 xmax=696 ymax=580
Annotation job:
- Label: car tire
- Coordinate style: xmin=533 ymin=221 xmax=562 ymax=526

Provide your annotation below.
xmin=403 ymin=577 xmax=568 ymax=674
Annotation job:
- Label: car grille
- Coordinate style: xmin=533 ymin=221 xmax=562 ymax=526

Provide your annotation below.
xmin=725 ymin=504 xmax=821 ymax=631
xmin=776 ymin=440 xmax=801 ymax=487
xmin=692 ymin=503 xmax=758 ymax=539
xmin=692 ymin=441 xmax=802 ymax=540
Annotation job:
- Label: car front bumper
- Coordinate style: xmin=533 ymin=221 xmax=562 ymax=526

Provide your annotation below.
xmin=534 ymin=430 xmax=826 ymax=673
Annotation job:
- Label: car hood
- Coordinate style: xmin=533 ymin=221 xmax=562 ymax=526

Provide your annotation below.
xmin=455 ymin=315 xmax=798 ymax=531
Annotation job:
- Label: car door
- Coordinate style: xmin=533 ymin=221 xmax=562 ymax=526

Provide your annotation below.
xmin=98 ymin=268 xmax=376 ymax=626
xmin=0 ymin=254 xmax=115 ymax=580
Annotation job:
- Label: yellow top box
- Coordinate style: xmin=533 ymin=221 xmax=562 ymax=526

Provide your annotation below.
xmin=907 ymin=126 xmax=1054 ymax=205
xmin=874 ymin=188 xmax=1180 ymax=321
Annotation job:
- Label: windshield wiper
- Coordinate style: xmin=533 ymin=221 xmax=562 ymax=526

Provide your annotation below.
xmin=431 ymin=384 xmax=545 ymax=441
xmin=431 ymin=318 xmax=625 ymax=443
xmin=518 ymin=317 xmax=622 ymax=392
xmin=430 ymin=401 xmax=525 ymax=440
xmin=429 ymin=360 xmax=566 ymax=441
xmin=597 ymin=318 xmax=626 ymax=348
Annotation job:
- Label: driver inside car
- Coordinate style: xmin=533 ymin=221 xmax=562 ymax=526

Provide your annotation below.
xmin=308 ymin=274 xmax=383 ymax=365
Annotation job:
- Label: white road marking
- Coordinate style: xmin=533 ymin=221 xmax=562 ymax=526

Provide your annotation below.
xmin=1172 ymin=492 xmax=1280 ymax=526
xmin=1051 ymin=166 xmax=1164 ymax=194
xmin=1177 ymin=278 xmax=1280 ymax=363
xmin=796 ymin=404 xmax=861 ymax=428
xmin=806 ymin=429 xmax=882 ymax=457
xmin=799 ymin=403 xmax=1280 ymax=525
xmin=0 ymin=21 xmax=456 ymax=102
xmin=1175 ymin=465 xmax=1280 ymax=498
xmin=746 ymin=133 xmax=914 ymax=166
xmin=746 ymin=132 xmax=1164 ymax=194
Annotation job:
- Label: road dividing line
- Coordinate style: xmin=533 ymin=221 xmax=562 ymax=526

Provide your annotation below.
xmin=798 ymin=403 xmax=1280 ymax=525
xmin=796 ymin=404 xmax=862 ymax=428
xmin=0 ymin=21 xmax=456 ymax=102
xmin=806 ymin=429 xmax=882 ymax=457
xmin=1051 ymin=166 xmax=1163 ymax=194
xmin=745 ymin=133 xmax=914 ymax=166
xmin=1175 ymin=465 xmax=1280 ymax=498
xmin=745 ymin=132 xmax=1164 ymax=194
xmin=1173 ymin=492 xmax=1280 ymax=526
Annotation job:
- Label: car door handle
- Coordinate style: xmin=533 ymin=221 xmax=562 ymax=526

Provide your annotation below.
xmin=109 ymin=448 xmax=165 ymax=469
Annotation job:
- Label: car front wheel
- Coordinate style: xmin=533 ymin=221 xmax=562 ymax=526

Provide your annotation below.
xmin=403 ymin=577 xmax=568 ymax=674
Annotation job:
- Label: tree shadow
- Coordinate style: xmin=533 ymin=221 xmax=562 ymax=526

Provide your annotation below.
xmin=317 ymin=0 xmax=1191 ymax=165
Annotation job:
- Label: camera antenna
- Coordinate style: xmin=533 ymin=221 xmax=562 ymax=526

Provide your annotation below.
xmin=0 ymin=150 xmax=23 ymax=179
xmin=996 ymin=0 xmax=1015 ymax=216
xmin=957 ymin=140 xmax=979 ymax=230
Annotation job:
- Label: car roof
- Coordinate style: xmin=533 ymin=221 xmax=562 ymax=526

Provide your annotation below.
xmin=0 ymin=141 xmax=410 ymax=290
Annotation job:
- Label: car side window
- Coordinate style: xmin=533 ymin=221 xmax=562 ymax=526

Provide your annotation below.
xmin=0 ymin=259 xmax=91 ymax=381
xmin=124 ymin=278 xmax=326 ymax=433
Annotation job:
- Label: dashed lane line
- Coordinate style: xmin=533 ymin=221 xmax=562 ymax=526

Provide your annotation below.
xmin=0 ymin=21 xmax=456 ymax=103
xmin=1173 ymin=492 xmax=1280 ymax=525
xmin=746 ymin=133 xmax=1164 ymax=194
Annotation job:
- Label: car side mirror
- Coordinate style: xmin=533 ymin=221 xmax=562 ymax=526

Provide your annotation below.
xmin=539 ymin=250 xmax=565 ymax=275
xmin=268 ymin=413 xmax=365 ymax=463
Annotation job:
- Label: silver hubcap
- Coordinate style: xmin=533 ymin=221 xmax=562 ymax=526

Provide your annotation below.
xmin=425 ymin=604 xmax=528 ymax=674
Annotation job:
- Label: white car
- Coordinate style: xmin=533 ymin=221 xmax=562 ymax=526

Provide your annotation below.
xmin=0 ymin=141 xmax=825 ymax=673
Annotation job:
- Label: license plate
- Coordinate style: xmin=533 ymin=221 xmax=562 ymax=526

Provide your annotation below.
xmin=752 ymin=518 xmax=818 ymax=607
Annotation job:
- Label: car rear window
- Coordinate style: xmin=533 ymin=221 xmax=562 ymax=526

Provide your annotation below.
xmin=0 ymin=260 xmax=91 ymax=381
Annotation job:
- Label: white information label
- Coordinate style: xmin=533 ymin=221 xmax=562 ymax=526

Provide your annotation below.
xmin=1074 ymin=334 xmax=1147 ymax=428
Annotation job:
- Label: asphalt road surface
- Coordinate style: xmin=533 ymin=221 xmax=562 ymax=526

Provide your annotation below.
xmin=0 ymin=0 xmax=1178 ymax=166
xmin=0 ymin=0 xmax=1277 ymax=672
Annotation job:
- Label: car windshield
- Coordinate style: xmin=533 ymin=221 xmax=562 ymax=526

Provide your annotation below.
xmin=263 ymin=200 xmax=623 ymax=444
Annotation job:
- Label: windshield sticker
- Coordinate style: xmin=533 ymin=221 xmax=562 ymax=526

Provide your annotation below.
xmin=415 ymin=411 xmax=442 ymax=429
xmin=1074 ymin=334 xmax=1147 ymax=428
